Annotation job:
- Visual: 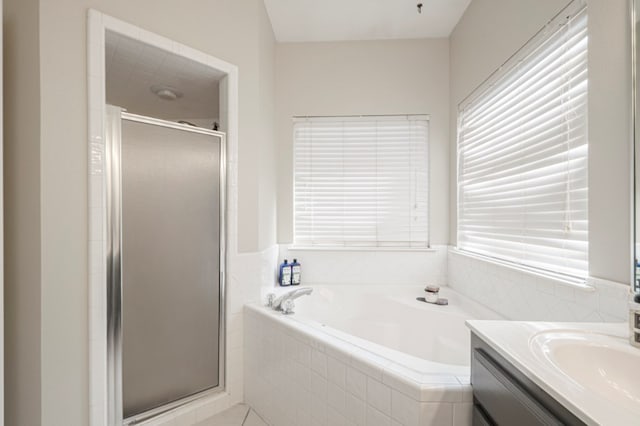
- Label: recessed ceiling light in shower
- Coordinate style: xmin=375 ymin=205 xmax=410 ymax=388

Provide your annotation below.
xmin=151 ymin=85 xmax=183 ymax=101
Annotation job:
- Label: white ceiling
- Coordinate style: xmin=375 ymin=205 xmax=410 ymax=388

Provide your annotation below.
xmin=106 ymin=31 xmax=224 ymax=121
xmin=263 ymin=0 xmax=472 ymax=42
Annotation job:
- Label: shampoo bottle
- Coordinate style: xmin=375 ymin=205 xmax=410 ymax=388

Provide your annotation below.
xmin=291 ymin=258 xmax=301 ymax=286
xmin=279 ymin=259 xmax=292 ymax=286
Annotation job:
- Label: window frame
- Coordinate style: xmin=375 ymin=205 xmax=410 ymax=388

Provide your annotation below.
xmin=292 ymin=114 xmax=431 ymax=250
xmin=455 ymin=0 xmax=589 ymax=281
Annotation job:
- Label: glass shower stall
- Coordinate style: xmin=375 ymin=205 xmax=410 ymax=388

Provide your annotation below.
xmin=105 ymin=106 xmax=226 ymax=425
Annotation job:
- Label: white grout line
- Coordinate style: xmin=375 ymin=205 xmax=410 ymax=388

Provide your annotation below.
xmin=243 ymin=409 xmax=269 ymax=426
xmin=240 ymin=407 xmax=251 ymax=425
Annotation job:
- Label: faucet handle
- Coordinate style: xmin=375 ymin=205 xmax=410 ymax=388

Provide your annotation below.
xmin=282 ymin=299 xmax=295 ymax=315
xmin=266 ymin=293 xmax=276 ymax=307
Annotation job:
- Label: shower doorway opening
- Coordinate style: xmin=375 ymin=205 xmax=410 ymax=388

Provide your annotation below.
xmin=87 ymin=11 xmax=239 ymax=426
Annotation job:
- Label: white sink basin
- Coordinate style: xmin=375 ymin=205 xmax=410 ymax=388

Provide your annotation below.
xmin=529 ymin=330 xmax=640 ymax=415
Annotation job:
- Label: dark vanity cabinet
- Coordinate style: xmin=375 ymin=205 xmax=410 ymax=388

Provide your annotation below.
xmin=470 ymin=334 xmax=586 ymax=426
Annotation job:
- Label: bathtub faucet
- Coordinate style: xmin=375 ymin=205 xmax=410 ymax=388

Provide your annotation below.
xmin=268 ymin=287 xmax=313 ymax=314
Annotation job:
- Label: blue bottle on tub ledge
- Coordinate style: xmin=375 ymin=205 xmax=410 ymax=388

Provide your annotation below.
xmin=291 ymin=258 xmax=301 ymax=285
xmin=278 ymin=259 xmax=292 ymax=286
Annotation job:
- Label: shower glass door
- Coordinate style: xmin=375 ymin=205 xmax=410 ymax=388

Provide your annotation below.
xmin=108 ymin=108 xmax=225 ymax=423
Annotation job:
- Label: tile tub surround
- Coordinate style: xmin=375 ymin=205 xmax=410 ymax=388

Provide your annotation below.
xmin=244 ymin=305 xmax=474 ymax=426
xmin=448 ymin=248 xmax=629 ymax=322
xmin=279 ymin=245 xmax=448 ymax=287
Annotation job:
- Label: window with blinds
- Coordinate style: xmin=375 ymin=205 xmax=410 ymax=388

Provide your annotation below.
xmin=293 ymin=115 xmax=429 ymax=248
xmin=457 ymin=0 xmax=588 ymax=279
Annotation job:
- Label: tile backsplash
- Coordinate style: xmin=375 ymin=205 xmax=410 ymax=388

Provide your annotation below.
xmin=276 ymin=245 xmax=629 ymax=322
xmin=448 ymin=248 xmax=628 ymax=322
xmin=279 ymin=245 xmax=448 ymax=286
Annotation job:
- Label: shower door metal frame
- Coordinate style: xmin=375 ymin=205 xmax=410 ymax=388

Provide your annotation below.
xmin=106 ymin=108 xmax=227 ymax=426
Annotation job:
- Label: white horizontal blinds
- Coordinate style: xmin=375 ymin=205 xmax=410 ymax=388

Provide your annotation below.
xmin=294 ymin=116 xmax=429 ymax=248
xmin=457 ymin=1 xmax=588 ymax=278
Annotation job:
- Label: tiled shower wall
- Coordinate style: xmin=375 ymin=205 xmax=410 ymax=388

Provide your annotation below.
xmin=448 ymin=248 xmax=628 ymax=322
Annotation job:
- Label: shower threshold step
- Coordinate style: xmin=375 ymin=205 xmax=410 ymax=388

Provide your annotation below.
xmin=194 ymin=404 xmax=268 ymax=426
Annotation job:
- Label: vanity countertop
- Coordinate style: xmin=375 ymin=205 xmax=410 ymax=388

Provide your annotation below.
xmin=466 ymin=320 xmax=638 ymax=426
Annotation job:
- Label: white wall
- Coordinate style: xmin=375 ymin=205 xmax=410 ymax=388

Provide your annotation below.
xmin=275 ymin=39 xmax=451 ymax=245
xmin=449 ymin=0 xmax=632 ymax=285
xmin=0 ymin=0 xmax=4 ymax=420
xmin=257 ymin=7 xmax=278 ymax=250
xmin=3 ymin=0 xmax=42 ymax=425
xmin=5 ymin=0 xmax=278 ymax=424
xmin=587 ymin=0 xmax=632 ymax=284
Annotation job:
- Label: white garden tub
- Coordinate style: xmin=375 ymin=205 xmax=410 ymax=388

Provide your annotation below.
xmin=243 ymin=285 xmax=501 ymax=426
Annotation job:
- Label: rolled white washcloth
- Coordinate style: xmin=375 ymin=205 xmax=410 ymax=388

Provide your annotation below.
xmin=424 ymin=285 xmax=440 ymax=303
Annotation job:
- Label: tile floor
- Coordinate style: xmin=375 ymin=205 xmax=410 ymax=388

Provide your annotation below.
xmin=194 ymin=404 xmax=268 ymax=426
